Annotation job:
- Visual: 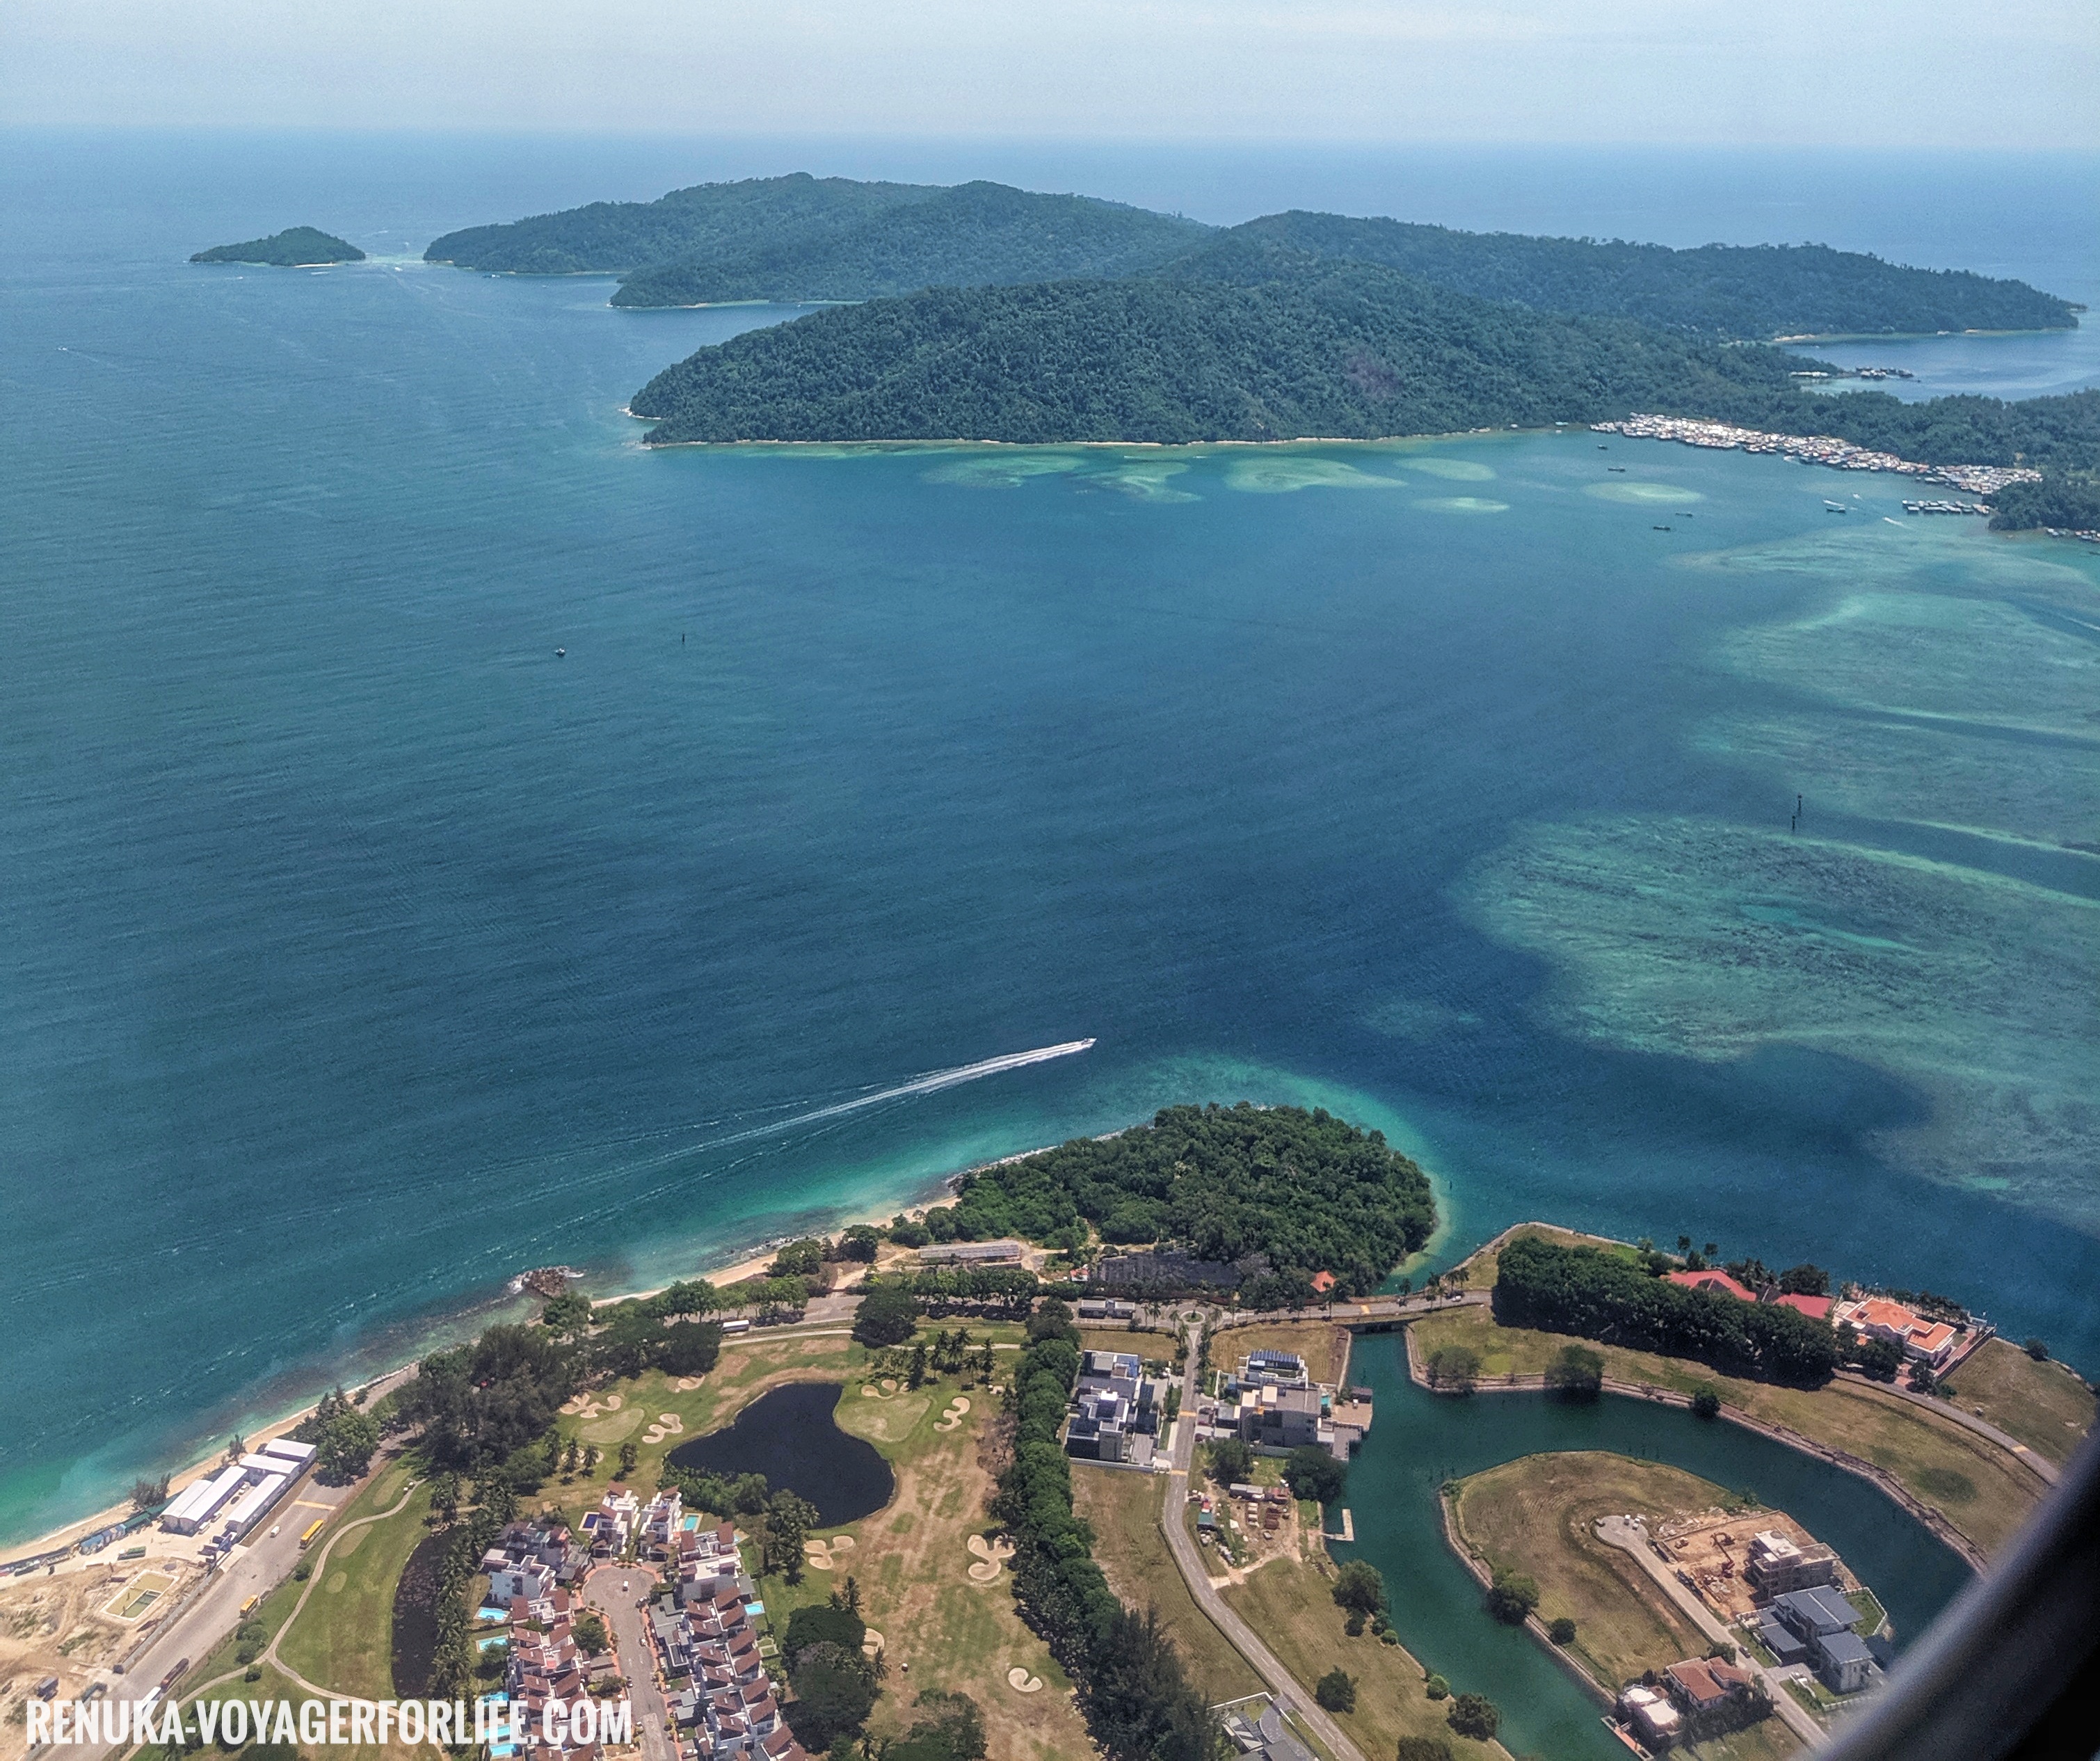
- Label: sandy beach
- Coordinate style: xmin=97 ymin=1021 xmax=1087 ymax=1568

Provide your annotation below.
xmin=3 ymin=1175 xmax=975 ymax=1565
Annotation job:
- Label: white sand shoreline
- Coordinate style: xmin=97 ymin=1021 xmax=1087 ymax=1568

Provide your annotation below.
xmin=1 ymin=1161 xmax=997 ymax=1563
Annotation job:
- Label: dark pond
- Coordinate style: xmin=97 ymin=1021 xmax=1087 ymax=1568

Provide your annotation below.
xmin=667 ymin=1381 xmax=895 ymax=1527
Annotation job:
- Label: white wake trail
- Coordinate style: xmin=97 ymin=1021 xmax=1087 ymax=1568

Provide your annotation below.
xmin=706 ymin=1039 xmax=1098 ymax=1149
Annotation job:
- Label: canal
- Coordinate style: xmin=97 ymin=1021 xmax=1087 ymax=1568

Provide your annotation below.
xmin=1332 ymin=1330 xmax=1974 ymax=1760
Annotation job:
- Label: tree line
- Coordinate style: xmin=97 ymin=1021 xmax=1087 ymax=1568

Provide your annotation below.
xmin=1492 ymin=1236 xmax=1839 ymax=1385
xmin=938 ymin=1103 xmax=1436 ymax=1302
xmin=995 ymin=1299 xmax=1223 ymax=1761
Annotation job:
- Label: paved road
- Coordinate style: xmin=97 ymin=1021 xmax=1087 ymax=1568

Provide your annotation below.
xmin=1832 ymin=1371 xmax=2060 ymax=1488
xmin=104 ymin=1472 xmax=359 ymax=1694
xmin=1159 ymin=1319 xmax=1369 ymax=1761
xmin=1210 ymin=1290 xmax=1490 ymax=1334
xmin=582 ymin=1565 xmax=673 ymax=1761
xmin=1594 ymin=1515 xmax=1825 ymax=1749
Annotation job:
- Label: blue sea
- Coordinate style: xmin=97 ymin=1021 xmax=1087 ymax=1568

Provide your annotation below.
xmin=2 ymin=132 xmax=2097 ymax=1549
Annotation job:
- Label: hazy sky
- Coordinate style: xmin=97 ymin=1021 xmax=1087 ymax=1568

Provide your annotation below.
xmin=3 ymin=0 xmax=2095 ymax=148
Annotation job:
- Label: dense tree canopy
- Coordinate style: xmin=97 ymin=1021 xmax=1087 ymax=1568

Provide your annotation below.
xmin=191 ymin=226 xmax=362 ymax=266
xmin=944 ymin=1103 xmax=1434 ymax=1298
xmin=614 ymin=181 xmax=1208 ymax=307
xmin=396 ymin=1323 xmax=577 ymax=1471
xmin=424 ymin=173 xmax=939 ymax=274
xmin=1494 ymin=1236 xmax=1838 ymax=1386
xmin=630 ymin=255 xmax=2100 ymax=465
xmin=1196 ymin=212 xmax=2076 ymax=338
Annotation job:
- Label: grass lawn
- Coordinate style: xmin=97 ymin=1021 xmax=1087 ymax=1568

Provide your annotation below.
xmin=1071 ymin=1467 xmax=1261 ymax=1703
xmin=1221 ymin=1559 xmax=1503 ymax=1761
xmin=1683 ymin=1719 xmax=1804 ymax=1761
xmin=1937 ymin=1339 xmax=2095 ymax=1466
xmin=1408 ymin=1308 xmax=2046 ymax=1555
xmin=1215 ymin=1322 xmax=1353 ymax=1387
xmin=1450 ymin=1452 xmax=1720 ymax=1694
xmin=275 ymin=1468 xmax=433 ymax=1700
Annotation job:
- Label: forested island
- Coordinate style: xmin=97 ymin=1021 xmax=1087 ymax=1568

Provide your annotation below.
xmin=427 ymin=169 xmax=2075 ymax=338
xmin=191 ymin=225 xmax=364 ymax=266
xmin=941 ymin=1101 xmax=1436 ymax=1302
xmin=627 ymin=244 xmax=2100 ymax=527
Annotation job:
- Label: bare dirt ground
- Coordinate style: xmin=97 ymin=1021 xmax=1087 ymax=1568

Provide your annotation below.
xmin=1653 ymin=1508 xmax=1861 ymax=1625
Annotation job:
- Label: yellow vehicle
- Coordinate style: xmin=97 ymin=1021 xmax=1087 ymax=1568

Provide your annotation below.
xmin=298 ymin=1520 xmax=325 ymax=1549
xmin=239 ymin=1595 xmax=260 ymax=1617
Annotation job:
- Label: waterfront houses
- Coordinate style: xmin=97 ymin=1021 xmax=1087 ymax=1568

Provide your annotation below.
xmin=1590 ymin=415 xmax=2042 ymax=496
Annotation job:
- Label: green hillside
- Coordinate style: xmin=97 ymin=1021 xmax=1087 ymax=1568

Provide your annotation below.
xmin=191 ymin=226 xmax=364 ymax=266
xmin=1191 ymin=212 xmax=2079 ymax=338
xmin=609 ymin=181 xmax=1210 ymax=307
xmin=628 ymin=251 xmax=2100 ymax=532
xmin=422 ymin=172 xmax=941 ymax=274
xmin=627 ymin=256 xmax=1824 ymax=445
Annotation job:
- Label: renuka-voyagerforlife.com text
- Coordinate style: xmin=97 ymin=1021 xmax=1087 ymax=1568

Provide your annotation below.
xmin=28 ymin=1694 xmax=634 ymax=1750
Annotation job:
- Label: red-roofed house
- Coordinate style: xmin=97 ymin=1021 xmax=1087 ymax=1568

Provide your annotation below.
xmin=1665 ymin=1269 xmax=1757 ymax=1303
xmin=1310 ymin=1270 xmax=1336 ymax=1296
xmin=1833 ymin=1297 xmax=1962 ymax=1369
xmin=1774 ymin=1292 xmax=1833 ymax=1321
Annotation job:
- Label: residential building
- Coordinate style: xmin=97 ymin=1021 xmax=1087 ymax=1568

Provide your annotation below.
xmin=1832 ymin=1297 xmax=1962 ymax=1369
xmin=1236 ymin=1350 xmax=1310 ymax=1389
xmin=1219 ymin=1698 xmax=1317 ymax=1761
xmin=1662 ymin=1657 xmax=1756 ymax=1716
xmin=1815 ymin=1629 xmax=1877 ymax=1694
xmin=1744 ymin=1529 xmax=1839 ymax=1599
xmin=644 ymin=1535 xmax=808 ymax=1761
xmin=1618 ymin=1684 xmax=1682 ymax=1748
xmin=1236 ymin=1384 xmax=1328 ymax=1453
xmin=1064 ymin=1348 xmax=1164 ymax=1466
xmin=641 ymin=1488 xmax=684 ymax=1559
xmin=1664 ymin=1269 xmax=1758 ymax=1303
xmin=1772 ymin=1292 xmax=1833 ymax=1321
xmin=584 ymin=1489 xmax=641 ymax=1559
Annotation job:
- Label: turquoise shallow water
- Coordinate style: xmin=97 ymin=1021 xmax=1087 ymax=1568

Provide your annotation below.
xmin=1 ymin=135 xmax=2097 ymax=1549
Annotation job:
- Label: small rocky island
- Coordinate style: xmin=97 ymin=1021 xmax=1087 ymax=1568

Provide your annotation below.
xmin=191 ymin=226 xmax=364 ymax=266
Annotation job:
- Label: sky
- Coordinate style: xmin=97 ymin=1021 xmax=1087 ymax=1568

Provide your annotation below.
xmin=3 ymin=0 xmax=2096 ymax=148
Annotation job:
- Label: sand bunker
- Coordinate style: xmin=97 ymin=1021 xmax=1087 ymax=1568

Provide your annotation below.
xmin=966 ymin=1533 xmax=1015 ymax=1581
xmin=1006 ymin=1668 xmax=1043 ymax=1693
xmin=934 ymin=1396 xmax=972 ymax=1431
xmin=561 ymin=1391 xmax=626 ymax=1419
xmin=674 ymin=1377 xmax=703 ymax=1392
xmin=862 ymin=1627 xmax=885 ymax=1659
xmin=804 ymin=1533 xmax=858 ymax=1571
xmin=640 ymin=1413 xmax=684 ymax=1444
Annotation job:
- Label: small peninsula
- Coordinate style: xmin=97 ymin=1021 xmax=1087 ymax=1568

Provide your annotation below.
xmin=191 ymin=226 xmax=364 ymax=266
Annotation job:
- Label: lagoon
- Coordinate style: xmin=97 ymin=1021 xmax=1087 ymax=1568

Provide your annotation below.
xmin=1335 ymin=1335 xmax=1974 ymax=1759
